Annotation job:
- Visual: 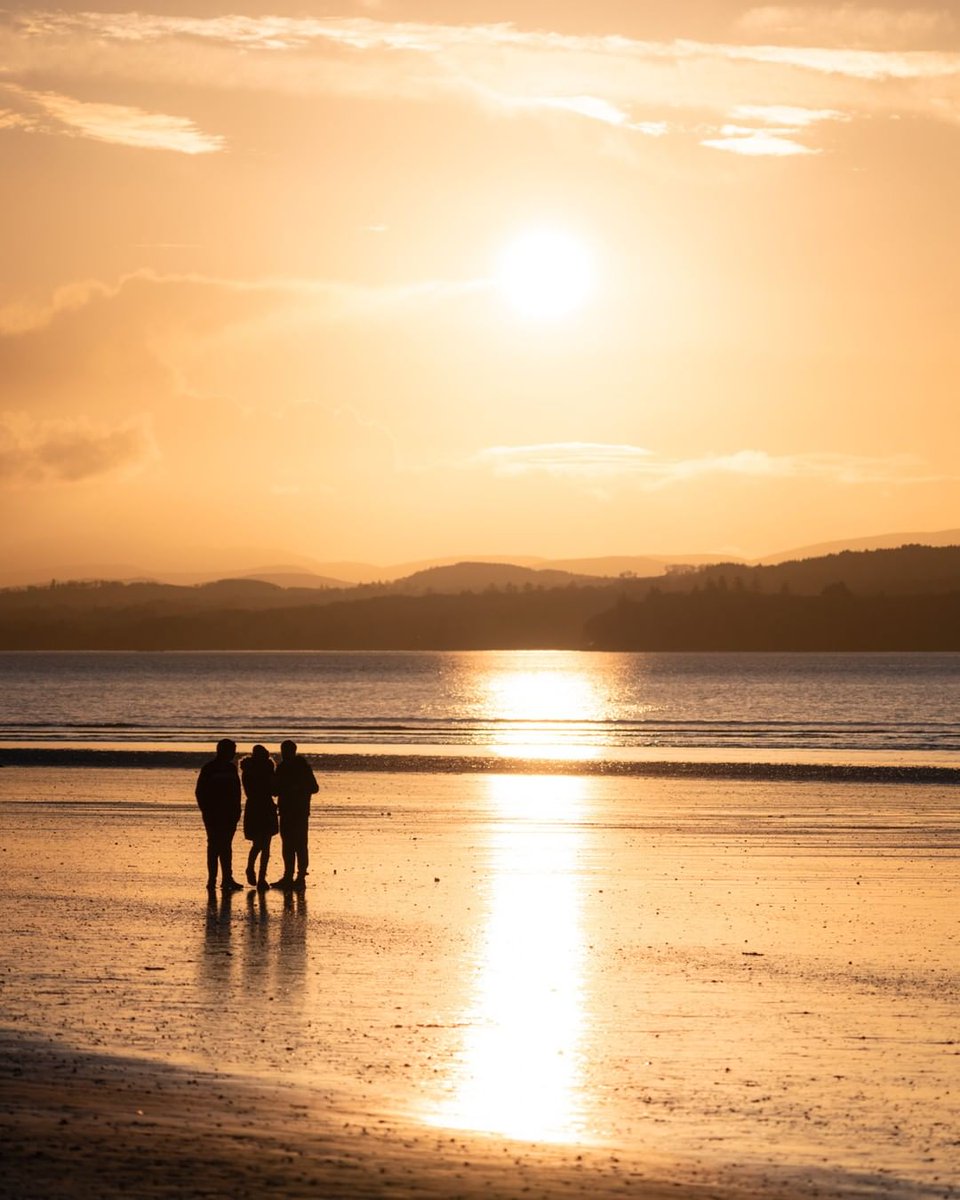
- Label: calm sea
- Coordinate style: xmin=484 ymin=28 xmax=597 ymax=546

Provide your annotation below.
xmin=1 ymin=650 xmax=958 ymax=759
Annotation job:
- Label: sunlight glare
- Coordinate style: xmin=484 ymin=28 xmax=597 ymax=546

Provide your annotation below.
xmin=495 ymin=229 xmax=595 ymax=319
xmin=484 ymin=663 xmax=605 ymax=760
xmin=429 ymin=775 xmax=587 ymax=1142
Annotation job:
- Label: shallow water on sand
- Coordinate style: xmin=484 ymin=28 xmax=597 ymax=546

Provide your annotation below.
xmin=2 ymin=767 xmax=958 ymax=1194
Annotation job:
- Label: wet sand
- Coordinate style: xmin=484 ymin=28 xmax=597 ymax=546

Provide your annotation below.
xmin=1 ymin=766 xmax=957 ymax=1198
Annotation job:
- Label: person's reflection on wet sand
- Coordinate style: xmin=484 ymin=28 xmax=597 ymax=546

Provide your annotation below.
xmin=200 ymin=888 xmax=236 ymax=994
xmin=243 ymin=887 xmax=271 ymax=995
xmin=278 ymin=890 xmax=308 ymax=996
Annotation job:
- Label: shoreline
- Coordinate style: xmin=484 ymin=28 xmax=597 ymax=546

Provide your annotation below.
xmin=2 ymin=744 xmax=959 ymax=784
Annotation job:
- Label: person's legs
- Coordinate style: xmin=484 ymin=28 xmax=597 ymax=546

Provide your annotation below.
xmin=246 ymin=842 xmax=258 ymax=886
xmin=205 ymin=837 xmax=218 ymax=889
xmin=217 ymin=824 xmax=241 ymax=889
xmin=282 ymin=831 xmax=295 ymax=880
xmin=257 ymin=836 xmax=272 ymax=887
xmin=291 ymin=818 xmax=309 ymax=888
xmin=271 ymin=816 xmax=295 ymax=886
xmin=297 ymin=824 xmax=309 ymax=883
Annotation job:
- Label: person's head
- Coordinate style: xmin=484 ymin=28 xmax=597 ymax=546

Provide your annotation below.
xmin=216 ymin=737 xmax=237 ymax=759
xmin=280 ymin=739 xmax=297 ymax=761
xmin=251 ymin=743 xmax=270 ymax=761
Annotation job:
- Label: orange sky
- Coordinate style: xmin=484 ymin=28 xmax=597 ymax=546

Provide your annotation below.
xmin=2 ymin=1 xmax=959 ymax=579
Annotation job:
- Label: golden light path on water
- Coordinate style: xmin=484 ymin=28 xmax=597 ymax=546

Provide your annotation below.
xmin=482 ymin=658 xmax=611 ymax=761
xmin=428 ymin=770 xmax=589 ymax=1143
xmin=425 ymin=661 xmax=602 ymax=1138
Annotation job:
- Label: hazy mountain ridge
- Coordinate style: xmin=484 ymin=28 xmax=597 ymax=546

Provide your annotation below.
xmin=3 ymin=543 xmax=960 ymax=650
xmin=756 ymin=528 xmax=960 ymax=565
xmin=388 ymin=561 xmax=609 ymax=593
xmin=4 ymin=526 xmax=958 ymax=590
xmin=5 ymin=542 xmax=960 ymax=613
xmin=0 ymin=561 xmax=607 ymax=614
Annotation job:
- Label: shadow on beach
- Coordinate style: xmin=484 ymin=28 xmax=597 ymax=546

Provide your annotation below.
xmin=0 ymin=1032 xmax=938 ymax=1200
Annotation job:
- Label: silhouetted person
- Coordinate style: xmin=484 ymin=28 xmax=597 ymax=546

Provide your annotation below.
xmin=241 ymin=743 xmax=278 ymax=891
xmin=270 ymin=739 xmax=319 ymax=891
xmin=195 ymin=738 xmax=242 ymax=892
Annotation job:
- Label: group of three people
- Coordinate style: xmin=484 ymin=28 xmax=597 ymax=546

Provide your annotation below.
xmin=195 ymin=738 xmax=319 ymax=892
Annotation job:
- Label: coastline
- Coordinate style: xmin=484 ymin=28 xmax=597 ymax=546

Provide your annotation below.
xmin=3 ymin=744 xmax=960 ymax=783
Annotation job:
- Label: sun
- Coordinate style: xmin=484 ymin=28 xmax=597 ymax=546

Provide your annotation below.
xmin=495 ymin=228 xmax=594 ymax=319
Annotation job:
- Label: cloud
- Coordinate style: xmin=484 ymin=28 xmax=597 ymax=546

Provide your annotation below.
xmin=4 ymin=11 xmax=960 ymax=146
xmin=702 ymin=126 xmax=818 ymax=155
xmin=0 ymin=107 xmax=39 ymax=131
xmin=477 ymin=443 xmax=949 ymax=487
xmin=703 ymin=104 xmax=849 ymax=155
xmin=0 ymin=412 xmax=156 ymax=484
xmin=0 ymin=270 xmax=479 ymax=340
xmin=739 ymin=6 xmax=957 ymax=48
xmin=504 ymin=92 xmax=668 ymax=134
xmin=730 ymin=103 xmax=847 ymax=126
xmin=1 ymin=84 xmax=224 ymax=153
xmin=0 ymin=270 xmax=456 ymax=493
xmin=478 ymin=443 xmax=655 ymax=476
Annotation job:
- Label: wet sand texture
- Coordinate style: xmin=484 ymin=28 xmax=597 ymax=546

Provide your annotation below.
xmin=1 ymin=767 xmax=958 ymax=1198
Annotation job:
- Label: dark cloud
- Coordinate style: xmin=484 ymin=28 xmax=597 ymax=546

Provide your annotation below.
xmin=0 ymin=413 xmax=155 ymax=484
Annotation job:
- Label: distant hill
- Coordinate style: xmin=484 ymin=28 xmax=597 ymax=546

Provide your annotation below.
xmin=759 ymin=529 xmax=960 ymax=565
xmin=5 ymin=526 xmax=960 ymax=588
xmin=238 ymin=570 xmax=348 ymax=589
xmin=679 ymin=544 xmax=960 ymax=596
xmin=387 ymin=561 xmax=609 ymax=594
xmin=4 ymin=543 xmax=960 ymax=650
xmin=536 ymin=553 xmax=739 ymax=577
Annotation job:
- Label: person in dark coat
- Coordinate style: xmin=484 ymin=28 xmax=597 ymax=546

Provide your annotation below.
xmin=270 ymin=739 xmax=319 ymax=891
xmin=195 ymin=738 xmax=243 ymax=892
xmin=241 ymin=744 xmax=278 ymax=891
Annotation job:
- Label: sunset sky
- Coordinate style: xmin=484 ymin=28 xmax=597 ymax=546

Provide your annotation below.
xmin=2 ymin=1 xmax=959 ymax=579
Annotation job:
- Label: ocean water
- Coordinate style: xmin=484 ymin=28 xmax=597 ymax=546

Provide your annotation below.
xmin=1 ymin=649 xmax=958 ymax=758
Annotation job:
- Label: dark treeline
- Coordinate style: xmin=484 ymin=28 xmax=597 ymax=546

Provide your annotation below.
xmin=585 ymin=585 xmax=960 ymax=651
xmin=660 ymin=544 xmax=960 ymax=596
xmin=4 ymin=582 xmax=960 ymax=650
xmin=0 ymin=587 xmax=616 ymax=651
xmin=3 ymin=543 xmax=960 ymax=650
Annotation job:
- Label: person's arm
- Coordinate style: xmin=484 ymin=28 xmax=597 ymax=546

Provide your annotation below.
xmin=230 ymin=766 xmax=241 ymax=821
xmin=305 ymin=762 xmax=319 ymax=795
xmin=195 ymin=764 xmax=210 ymax=811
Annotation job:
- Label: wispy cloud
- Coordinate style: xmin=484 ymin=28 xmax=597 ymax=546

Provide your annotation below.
xmin=0 ymin=107 xmax=39 ymax=131
xmin=730 ymin=104 xmax=848 ymax=126
xmin=702 ymin=126 xmax=817 ymax=156
xmin=703 ymin=104 xmax=849 ymax=155
xmin=0 ymin=412 xmax=156 ymax=484
xmin=739 ymin=6 xmax=957 ymax=48
xmin=478 ymin=443 xmax=656 ymax=477
xmin=506 ymin=93 xmax=668 ymax=134
xmin=4 ymin=11 xmax=960 ymax=151
xmin=477 ymin=443 xmax=949 ymax=486
xmin=1 ymin=84 xmax=224 ymax=153
xmin=0 ymin=270 xmax=485 ymax=344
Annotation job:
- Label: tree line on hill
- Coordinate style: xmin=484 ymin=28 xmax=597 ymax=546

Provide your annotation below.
xmin=1 ymin=544 xmax=959 ymax=650
xmin=584 ymin=584 xmax=960 ymax=651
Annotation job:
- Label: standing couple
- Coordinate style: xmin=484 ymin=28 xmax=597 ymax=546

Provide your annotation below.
xmin=195 ymin=738 xmax=319 ymax=893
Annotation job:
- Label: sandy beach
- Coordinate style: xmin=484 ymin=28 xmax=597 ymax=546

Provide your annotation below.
xmin=1 ymin=765 xmax=957 ymax=1198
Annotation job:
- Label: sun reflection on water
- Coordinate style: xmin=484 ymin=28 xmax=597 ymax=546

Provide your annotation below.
xmin=483 ymin=660 xmax=607 ymax=760
xmin=429 ymin=774 xmax=588 ymax=1142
